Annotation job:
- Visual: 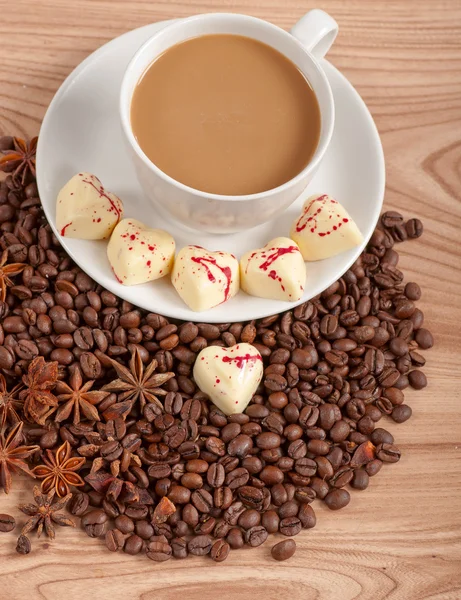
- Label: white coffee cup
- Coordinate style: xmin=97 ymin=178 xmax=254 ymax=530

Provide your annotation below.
xmin=120 ymin=10 xmax=338 ymax=234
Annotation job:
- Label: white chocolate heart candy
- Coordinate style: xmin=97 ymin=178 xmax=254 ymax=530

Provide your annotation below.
xmin=290 ymin=194 xmax=363 ymax=261
xmin=172 ymin=246 xmax=239 ymax=312
xmin=193 ymin=343 xmax=263 ymax=415
xmin=56 ymin=172 xmax=123 ymax=239
xmin=107 ymin=218 xmax=175 ymax=285
xmin=240 ymin=237 xmax=306 ymax=302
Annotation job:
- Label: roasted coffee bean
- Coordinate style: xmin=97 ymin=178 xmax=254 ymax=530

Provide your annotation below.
xmin=278 ymin=500 xmax=298 ymax=519
xmin=207 ymin=463 xmax=225 ymax=487
xmin=264 ymin=373 xmax=287 ymax=392
xmin=212 ymin=519 xmax=229 ymax=539
xmin=391 ymin=404 xmax=412 ymax=423
xmin=171 ymin=537 xmax=188 ymax=559
xmin=181 ymin=472 xmax=203 ymax=489
xmin=259 ymin=465 xmax=284 ymax=485
xmin=318 ymin=403 xmax=340 ymax=429
xmin=320 ymin=315 xmax=338 ymax=336
xmin=81 ymin=509 xmax=108 ymax=537
xmin=124 ymin=504 xmax=148 ymax=520
xmin=223 ymin=501 xmax=245 ymax=526
xmin=294 ymin=457 xmax=317 ymax=477
xmin=226 ymin=467 xmax=250 ymax=489
xmin=3 ymin=316 xmax=26 ymax=333
xmin=306 ymin=440 xmax=330 ymax=456
xmin=378 ymin=367 xmax=400 ymax=388
xmin=80 ymin=352 xmax=102 ymax=379
xmin=227 ymin=527 xmax=244 ymax=549
xmin=228 ymin=434 xmax=253 ymax=458
xmin=245 ymin=525 xmax=268 ymax=547
xmin=214 ymin=486 xmax=233 ymax=510
xmin=182 ymin=504 xmax=199 ymax=528
xmin=330 ymin=420 xmax=351 ymax=443
xmin=376 ymin=443 xmax=401 ymax=463
xmin=221 ymin=422 xmax=241 ymax=442
xmin=210 ymin=539 xmax=230 ymax=562
xmin=279 ymin=517 xmax=302 ymax=537
xmin=191 ymin=489 xmax=213 ymax=513
xmin=354 ymin=326 xmax=375 ymax=344
xmin=324 ymin=489 xmax=351 ymax=510
xmin=389 ymin=336 xmax=409 ymax=357
xmin=381 ymin=211 xmax=403 ymax=228
xmin=238 ymin=509 xmax=261 ymax=530
xmin=146 ymin=539 xmax=172 ymax=561
xmin=309 ymin=477 xmax=329 ymax=500
xmin=0 ymin=513 xmax=15 ymax=532
xmin=294 ymin=487 xmax=316 ymax=504
xmin=405 ymin=218 xmax=423 ymax=238
xmin=404 ymin=282 xmax=421 ymax=301
xmin=408 ymin=370 xmax=427 ymax=389
xmin=205 ymin=435 xmax=226 ymax=456
xmin=271 ymin=539 xmax=296 ymax=561
xmin=242 ymin=456 xmax=263 ymax=474
xmin=350 ymin=469 xmax=369 ymax=490
xmin=292 ymin=347 xmax=319 ymax=368
xmin=69 ymin=492 xmax=90 ymax=517
xmin=410 ymin=308 xmax=424 ymax=330
xmin=366 ymin=459 xmax=383 ymax=477
xmin=396 ymin=355 xmax=411 ymax=374
xmin=114 ymin=515 xmax=134 ymax=534
xmin=178 ymin=322 xmax=198 ymax=344
xmin=105 ymin=528 xmax=125 ymax=552
xmin=256 ymin=432 xmax=281 ymax=450
xmin=298 ymin=504 xmax=316 ymax=529
xmin=261 ymin=510 xmax=280 ymax=533
xmin=409 ymin=350 xmax=426 ymax=367
xmin=238 ymin=486 xmax=263 ymax=508
xmin=370 ymin=428 xmax=394 ymax=445
xmin=188 ymin=535 xmax=212 ymax=555
xmin=0 ymin=346 xmax=15 ymax=370
xmin=330 ymin=466 xmax=354 ymax=488
xmin=284 ymin=403 xmax=300 ymax=423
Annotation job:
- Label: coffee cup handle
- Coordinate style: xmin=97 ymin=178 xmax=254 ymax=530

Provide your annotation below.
xmin=290 ymin=9 xmax=338 ymax=60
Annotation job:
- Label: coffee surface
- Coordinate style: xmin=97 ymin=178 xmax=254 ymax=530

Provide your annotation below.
xmin=131 ymin=34 xmax=321 ymax=195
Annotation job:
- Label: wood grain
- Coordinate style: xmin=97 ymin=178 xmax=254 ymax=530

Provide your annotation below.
xmin=0 ymin=1 xmax=460 ymax=599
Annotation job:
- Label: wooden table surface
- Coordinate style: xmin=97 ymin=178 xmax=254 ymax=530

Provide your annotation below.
xmin=0 ymin=1 xmax=460 ymax=599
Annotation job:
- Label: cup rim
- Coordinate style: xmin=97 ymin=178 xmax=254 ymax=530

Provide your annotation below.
xmin=120 ymin=12 xmax=335 ymax=202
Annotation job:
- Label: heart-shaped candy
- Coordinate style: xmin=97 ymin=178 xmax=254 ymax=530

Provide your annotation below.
xmin=107 ymin=218 xmax=175 ymax=285
xmin=193 ymin=343 xmax=263 ymax=415
xmin=56 ymin=172 xmax=124 ymax=239
xmin=290 ymin=194 xmax=363 ymax=261
xmin=240 ymin=237 xmax=306 ymax=301
xmin=172 ymin=245 xmax=239 ymax=312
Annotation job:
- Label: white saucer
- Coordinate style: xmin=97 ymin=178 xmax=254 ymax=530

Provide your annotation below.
xmin=37 ymin=19 xmax=385 ymax=323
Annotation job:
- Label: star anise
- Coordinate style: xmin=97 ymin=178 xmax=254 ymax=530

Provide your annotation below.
xmin=0 ymin=373 xmax=23 ymax=426
xmin=0 ymin=421 xmax=39 ymax=494
xmin=54 ymin=365 xmax=108 ymax=425
xmin=0 ymin=249 xmax=26 ymax=302
xmin=21 ymin=357 xmax=59 ymax=425
xmin=19 ymin=485 xmax=75 ymax=540
xmin=32 ymin=440 xmax=85 ymax=497
xmin=0 ymin=136 xmax=37 ymax=185
xmin=102 ymin=347 xmax=174 ymax=413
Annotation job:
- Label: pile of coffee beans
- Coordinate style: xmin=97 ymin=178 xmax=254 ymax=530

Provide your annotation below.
xmin=0 ymin=137 xmax=433 ymax=562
